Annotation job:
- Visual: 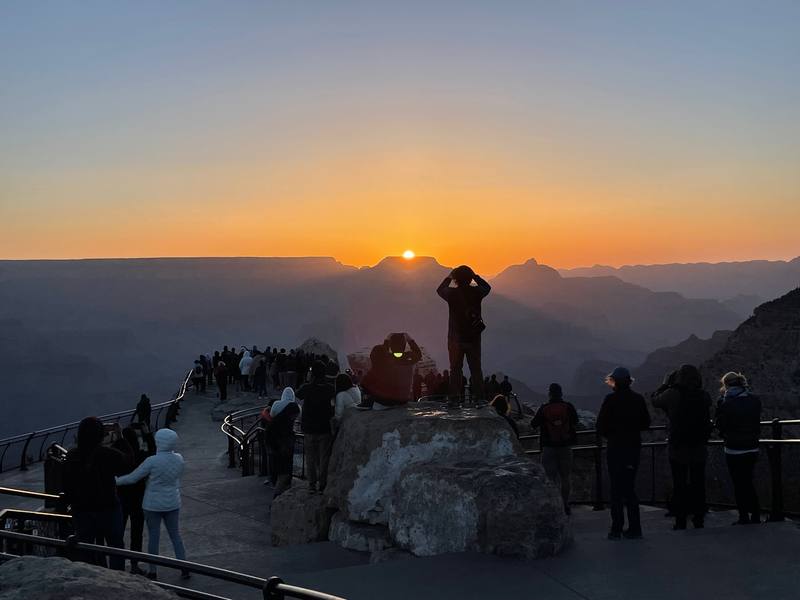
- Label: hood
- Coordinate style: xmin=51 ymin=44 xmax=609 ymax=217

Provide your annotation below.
xmin=155 ymin=428 xmax=179 ymax=453
xmin=77 ymin=417 xmax=104 ymax=451
xmin=242 ymin=351 xmax=251 ymax=359
xmin=674 ymin=364 xmax=702 ymax=389
xmin=723 ymin=386 xmax=748 ymax=400
xmin=270 ymin=387 xmax=296 ymax=417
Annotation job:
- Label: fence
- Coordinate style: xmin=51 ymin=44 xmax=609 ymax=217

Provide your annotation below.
xmin=519 ymin=419 xmax=800 ymax=519
xmin=0 ymin=370 xmax=193 ymax=474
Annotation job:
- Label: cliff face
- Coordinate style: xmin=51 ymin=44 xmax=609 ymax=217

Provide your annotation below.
xmin=701 ymin=288 xmax=800 ymax=418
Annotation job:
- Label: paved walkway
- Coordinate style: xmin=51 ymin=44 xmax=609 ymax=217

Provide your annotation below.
xmin=4 ymin=387 xmax=800 ymax=599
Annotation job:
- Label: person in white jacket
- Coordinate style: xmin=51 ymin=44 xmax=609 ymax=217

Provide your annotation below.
xmin=239 ymin=351 xmax=253 ymax=392
xmin=334 ymin=373 xmax=361 ymax=428
xmin=116 ymin=428 xmax=188 ymax=580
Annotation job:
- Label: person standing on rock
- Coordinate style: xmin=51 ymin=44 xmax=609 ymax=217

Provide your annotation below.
xmin=116 ymin=428 xmax=190 ymax=580
xmin=652 ymin=364 xmax=712 ymax=529
xmin=596 ymin=367 xmax=651 ymax=540
xmin=715 ymin=371 xmax=762 ymax=525
xmin=436 ymin=265 xmax=491 ymax=405
xmin=295 ymin=361 xmax=335 ymax=493
xmin=531 ymin=383 xmax=579 ymax=515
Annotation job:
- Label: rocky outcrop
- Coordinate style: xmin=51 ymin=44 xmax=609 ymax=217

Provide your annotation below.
xmin=298 ymin=338 xmax=340 ymax=367
xmin=320 ymin=402 xmax=570 ymax=559
xmin=0 ymin=556 xmax=174 ymax=600
xmin=701 ymin=288 xmax=800 ymax=418
xmin=390 ymin=457 xmax=569 ymax=558
xmin=325 ymin=403 xmax=522 ymax=525
xmin=271 ymin=483 xmax=333 ymax=546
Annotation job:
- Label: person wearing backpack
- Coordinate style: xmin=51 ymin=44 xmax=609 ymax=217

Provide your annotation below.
xmin=652 ymin=364 xmax=712 ymax=530
xmin=596 ymin=367 xmax=651 ymax=540
xmin=436 ymin=265 xmax=491 ymax=404
xmin=531 ymin=383 xmax=579 ymax=515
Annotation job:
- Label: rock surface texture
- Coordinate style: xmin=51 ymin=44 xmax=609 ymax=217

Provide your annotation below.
xmin=0 ymin=556 xmax=175 ymax=600
xmin=321 ymin=402 xmax=570 ymax=558
xmin=271 ymin=482 xmax=333 ymax=546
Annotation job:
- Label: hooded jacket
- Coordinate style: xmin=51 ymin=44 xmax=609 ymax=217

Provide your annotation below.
xmin=271 ymin=387 xmax=298 ymax=418
xmin=116 ymin=428 xmax=184 ymax=512
xmin=239 ymin=351 xmax=253 ymax=377
xmin=335 ymin=386 xmax=362 ymax=421
xmin=716 ymin=387 xmax=761 ymax=452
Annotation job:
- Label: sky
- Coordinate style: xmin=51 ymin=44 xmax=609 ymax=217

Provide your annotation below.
xmin=1 ymin=1 xmax=799 ymax=274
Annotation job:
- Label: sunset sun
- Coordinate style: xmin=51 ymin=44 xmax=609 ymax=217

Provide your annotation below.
xmin=403 ymin=250 xmax=415 ymax=260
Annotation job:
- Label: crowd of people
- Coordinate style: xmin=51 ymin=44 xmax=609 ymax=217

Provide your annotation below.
xmin=57 ymin=262 xmax=772 ymax=578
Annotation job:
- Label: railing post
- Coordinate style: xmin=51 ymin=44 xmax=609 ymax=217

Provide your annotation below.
xmin=241 ymin=441 xmax=250 ymax=477
xmin=227 ymin=427 xmax=236 ymax=469
xmin=768 ymin=418 xmax=784 ymax=522
xmin=19 ymin=433 xmax=35 ymax=471
xmin=593 ymin=431 xmax=604 ymax=510
xmin=263 ymin=576 xmax=285 ymax=600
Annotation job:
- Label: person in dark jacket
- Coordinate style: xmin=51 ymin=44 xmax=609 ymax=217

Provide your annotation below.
xmin=490 ymin=394 xmax=520 ymax=438
xmin=361 ymin=333 xmax=423 ymax=408
xmin=214 ymin=361 xmax=228 ymax=401
xmin=119 ymin=426 xmax=153 ymax=574
xmin=531 ymin=383 xmax=579 ymax=515
xmin=295 ymin=361 xmax=335 ymax=493
xmin=135 ymin=394 xmax=151 ymax=428
xmin=437 ymin=265 xmax=491 ymax=404
xmin=596 ymin=367 xmax=651 ymax=539
xmin=63 ymin=417 xmax=133 ymax=569
xmin=499 ymin=376 xmax=513 ymax=398
xmin=715 ymin=371 xmax=762 ymax=525
xmin=267 ymin=387 xmax=301 ymax=498
xmin=652 ymin=364 xmax=712 ymax=529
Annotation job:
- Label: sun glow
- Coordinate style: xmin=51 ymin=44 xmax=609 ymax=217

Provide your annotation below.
xmin=403 ymin=250 xmax=415 ymax=260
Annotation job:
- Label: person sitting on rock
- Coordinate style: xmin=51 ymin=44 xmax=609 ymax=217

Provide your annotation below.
xmin=531 ymin=383 xmax=579 ymax=515
xmin=490 ymin=394 xmax=519 ymax=438
xmin=334 ymin=372 xmax=362 ymax=429
xmin=361 ymin=333 xmax=423 ymax=409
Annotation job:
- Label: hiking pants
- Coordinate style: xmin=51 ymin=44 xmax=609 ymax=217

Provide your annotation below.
xmin=144 ymin=509 xmax=186 ymax=574
xmin=726 ymin=452 xmax=760 ymax=521
xmin=542 ymin=446 xmax=573 ymax=507
xmin=447 ymin=338 xmax=484 ymax=402
xmin=607 ymin=446 xmax=642 ymax=534
xmin=670 ymin=459 xmax=706 ymax=524
xmin=305 ymin=433 xmax=332 ymax=490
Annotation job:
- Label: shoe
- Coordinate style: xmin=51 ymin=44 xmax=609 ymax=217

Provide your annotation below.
xmin=181 ymin=570 xmax=191 ymax=580
xmin=607 ymin=530 xmax=622 ymax=540
xmin=623 ymin=529 xmax=643 ymax=539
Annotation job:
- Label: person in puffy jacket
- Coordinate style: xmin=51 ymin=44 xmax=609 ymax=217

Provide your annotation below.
xmin=116 ymin=428 xmax=188 ymax=580
xmin=716 ymin=371 xmax=762 ymax=525
xmin=334 ymin=372 xmax=361 ymax=428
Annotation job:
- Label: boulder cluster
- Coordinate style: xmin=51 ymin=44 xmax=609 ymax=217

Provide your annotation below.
xmin=271 ymin=403 xmax=570 ymax=560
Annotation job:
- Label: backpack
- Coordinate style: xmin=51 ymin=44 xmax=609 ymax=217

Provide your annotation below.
xmin=542 ymin=402 xmax=574 ymax=445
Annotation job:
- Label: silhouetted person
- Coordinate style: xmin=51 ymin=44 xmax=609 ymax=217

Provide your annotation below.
xmin=119 ymin=427 xmax=152 ymax=574
xmin=716 ymin=371 xmax=762 ymax=525
xmin=490 ymin=394 xmax=519 ymax=438
xmin=191 ymin=361 xmax=204 ymax=394
xmin=269 ymin=387 xmax=301 ymax=497
xmin=116 ymin=428 xmax=189 ymax=580
xmin=597 ymin=367 xmax=651 ymax=540
xmin=361 ymin=333 xmax=423 ymax=408
xmin=63 ymin=417 xmax=132 ymax=570
xmin=214 ymin=361 xmax=228 ymax=401
xmin=531 ymin=383 xmax=579 ymax=515
xmin=296 ymin=361 xmax=335 ymax=493
xmin=500 ymin=376 xmax=513 ymax=398
xmin=486 ymin=374 xmax=501 ymax=399
xmin=436 ymin=265 xmax=491 ymax=403
xmin=653 ymin=364 xmax=712 ymax=529
xmin=135 ymin=394 xmax=152 ymax=427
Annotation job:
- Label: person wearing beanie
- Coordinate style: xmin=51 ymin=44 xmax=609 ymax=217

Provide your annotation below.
xmin=116 ymin=428 xmax=189 ymax=580
xmin=531 ymin=383 xmax=579 ymax=515
xmin=63 ymin=417 xmax=133 ymax=570
xmin=597 ymin=367 xmax=651 ymax=540
xmin=295 ymin=361 xmax=335 ymax=493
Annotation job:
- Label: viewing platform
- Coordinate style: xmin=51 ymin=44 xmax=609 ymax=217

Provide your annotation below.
xmin=2 ymin=385 xmax=799 ymax=599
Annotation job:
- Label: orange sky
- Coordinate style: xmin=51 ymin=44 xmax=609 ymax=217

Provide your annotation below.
xmin=2 ymin=3 xmax=799 ymax=273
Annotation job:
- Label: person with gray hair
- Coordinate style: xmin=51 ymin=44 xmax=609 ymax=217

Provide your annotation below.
xmin=716 ymin=371 xmax=762 ymax=525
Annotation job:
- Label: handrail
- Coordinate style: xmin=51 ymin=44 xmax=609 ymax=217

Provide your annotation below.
xmin=0 ymin=527 xmax=345 ymax=600
xmin=0 ymin=486 xmax=61 ymax=501
xmin=0 ymin=370 xmax=193 ymax=473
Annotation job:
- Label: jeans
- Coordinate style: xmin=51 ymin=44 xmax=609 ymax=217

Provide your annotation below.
xmin=542 ymin=446 xmax=573 ymax=508
xmin=726 ymin=452 xmax=760 ymax=521
xmin=670 ymin=459 xmax=706 ymax=525
xmin=607 ymin=446 xmax=641 ymax=534
xmin=447 ymin=338 xmax=484 ymax=401
xmin=72 ymin=502 xmax=125 ymax=570
xmin=305 ymin=433 xmax=332 ymax=490
xmin=144 ymin=509 xmax=186 ymax=574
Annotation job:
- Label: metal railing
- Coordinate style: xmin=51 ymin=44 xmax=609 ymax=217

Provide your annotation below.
xmin=222 ymin=406 xmax=306 ymax=479
xmin=0 ymin=370 xmax=193 ymax=474
xmin=0 ymin=505 xmax=344 ymax=600
xmin=520 ymin=419 xmax=800 ymax=519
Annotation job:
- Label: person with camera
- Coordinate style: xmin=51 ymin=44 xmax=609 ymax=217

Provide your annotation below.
xmin=436 ymin=265 xmax=491 ymax=404
xmin=652 ymin=364 xmax=712 ymax=530
xmin=360 ymin=333 xmax=423 ymax=409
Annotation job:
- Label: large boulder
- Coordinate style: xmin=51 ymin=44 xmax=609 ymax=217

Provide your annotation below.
xmin=389 ymin=457 xmax=570 ymax=558
xmin=328 ymin=512 xmax=392 ymax=553
xmin=325 ymin=403 xmax=523 ymax=525
xmin=298 ymin=338 xmax=340 ymax=367
xmin=271 ymin=482 xmax=333 ymax=546
xmin=0 ymin=556 xmax=175 ymax=600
